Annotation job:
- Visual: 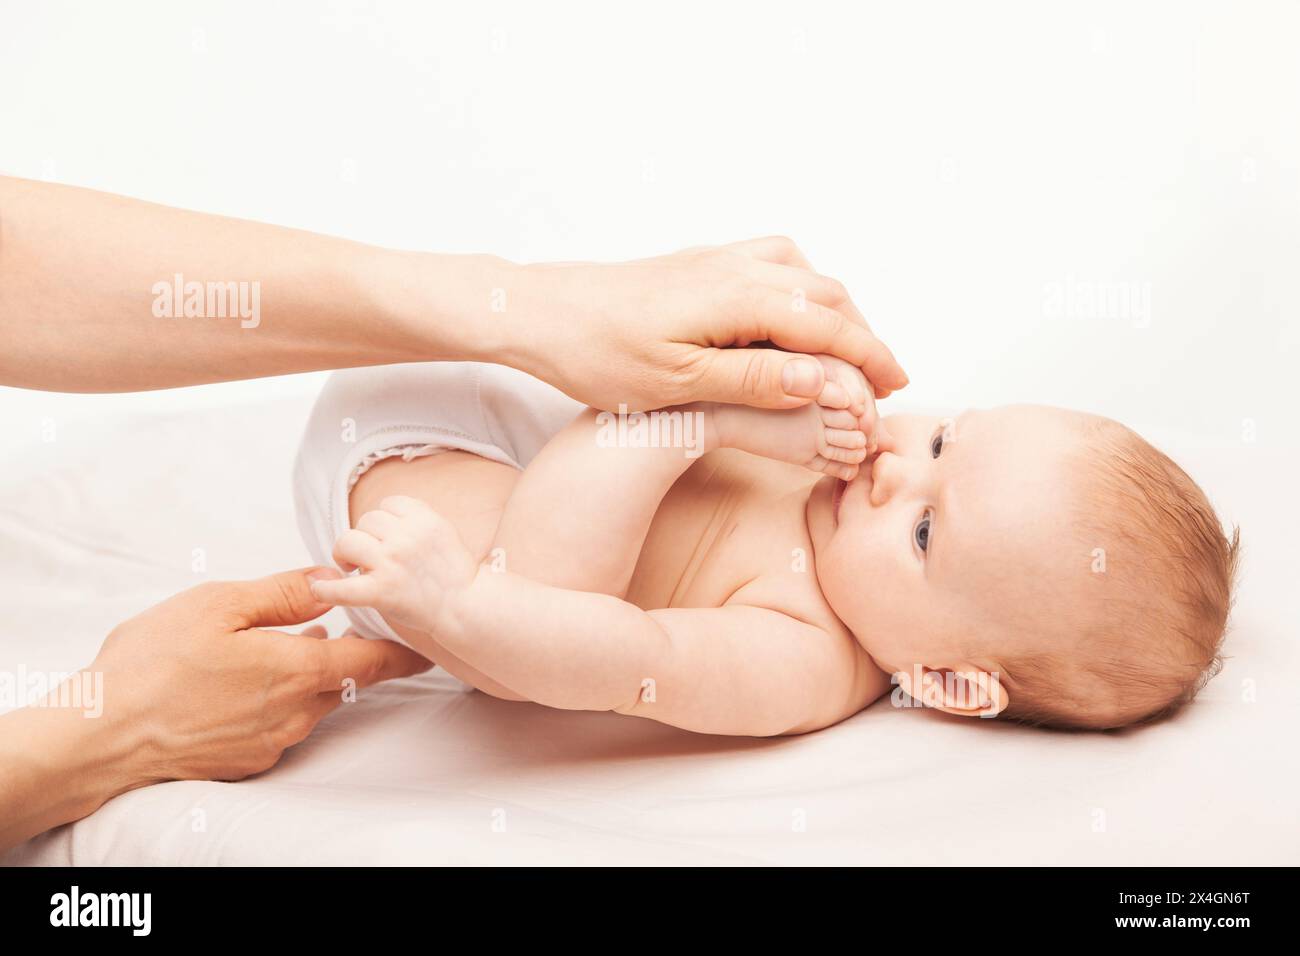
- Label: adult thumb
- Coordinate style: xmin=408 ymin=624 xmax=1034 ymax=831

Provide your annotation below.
xmin=226 ymin=566 xmax=339 ymax=630
xmin=697 ymin=348 xmax=826 ymax=409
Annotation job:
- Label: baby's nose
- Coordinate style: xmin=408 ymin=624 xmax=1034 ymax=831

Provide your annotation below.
xmin=868 ymin=448 xmax=924 ymax=506
xmin=868 ymin=452 xmax=896 ymax=505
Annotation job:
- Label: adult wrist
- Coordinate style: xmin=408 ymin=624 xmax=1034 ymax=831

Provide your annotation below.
xmin=87 ymin=670 xmax=160 ymax=794
xmin=372 ymin=248 xmax=531 ymax=369
xmin=492 ymin=260 xmax=585 ymax=389
xmin=699 ymin=402 xmax=731 ymax=452
xmin=19 ymin=677 xmax=153 ymax=831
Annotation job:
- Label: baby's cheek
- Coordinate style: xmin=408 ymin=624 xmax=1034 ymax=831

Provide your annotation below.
xmin=820 ymin=554 xmax=874 ymax=632
xmin=828 ymin=544 xmax=919 ymax=646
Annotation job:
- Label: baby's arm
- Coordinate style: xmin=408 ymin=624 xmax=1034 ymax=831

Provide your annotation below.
xmin=491 ymin=354 xmax=874 ymax=599
xmin=312 ymin=497 xmax=875 ymax=736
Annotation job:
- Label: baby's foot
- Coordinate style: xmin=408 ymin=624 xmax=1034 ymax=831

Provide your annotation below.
xmin=713 ymin=355 xmax=873 ymax=480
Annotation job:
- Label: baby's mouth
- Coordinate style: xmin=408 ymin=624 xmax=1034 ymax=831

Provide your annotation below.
xmin=833 ymin=467 xmax=875 ymax=525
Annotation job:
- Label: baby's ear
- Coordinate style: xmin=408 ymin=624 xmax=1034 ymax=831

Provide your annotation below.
xmin=898 ymin=665 xmax=1007 ymax=718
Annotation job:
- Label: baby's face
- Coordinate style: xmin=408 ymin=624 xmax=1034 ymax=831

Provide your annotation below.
xmin=807 ymin=405 xmax=1088 ymax=682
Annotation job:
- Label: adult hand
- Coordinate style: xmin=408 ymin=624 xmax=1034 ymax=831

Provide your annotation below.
xmin=91 ymin=567 xmax=429 ymax=782
xmin=0 ymin=567 xmax=429 ymax=852
xmin=506 ymin=236 xmax=907 ymax=413
xmin=0 ymin=180 xmax=905 ymax=415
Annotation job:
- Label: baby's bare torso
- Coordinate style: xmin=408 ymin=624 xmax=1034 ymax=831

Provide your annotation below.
xmin=352 ymin=447 xmax=860 ymax=663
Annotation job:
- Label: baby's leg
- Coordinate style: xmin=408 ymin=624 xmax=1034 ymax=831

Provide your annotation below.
xmin=296 ymin=361 xmax=583 ymax=702
xmin=349 ymin=450 xmax=530 ymax=701
xmin=490 ymin=365 xmax=870 ymax=601
xmin=490 ymin=405 xmax=710 ymax=599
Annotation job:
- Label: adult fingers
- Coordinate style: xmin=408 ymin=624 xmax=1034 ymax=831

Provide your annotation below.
xmin=741 ymin=289 xmax=908 ymax=394
xmin=220 ymin=567 xmax=338 ymax=631
xmin=312 ymin=635 xmax=432 ymax=693
xmin=724 ymin=243 xmax=904 ymax=394
xmin=308 ymin=573 xmax=381 ymax=609
xmin=739 ymin=259 xmax=865 ymax=327
xmin=742 ymin=263 xmax=893 ymax=399
xmin=723 ymin=235 xmax=816 ymax=270
xmin=690 ymin=347 xmax=826 ymax=409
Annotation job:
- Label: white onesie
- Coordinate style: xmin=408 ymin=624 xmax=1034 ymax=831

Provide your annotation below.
xmin=292 ymin=361 xmax=582 ymax=644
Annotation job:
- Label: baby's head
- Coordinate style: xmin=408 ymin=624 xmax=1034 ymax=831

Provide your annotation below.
xmin=807 ymin=405 xmax=1238 ymax=730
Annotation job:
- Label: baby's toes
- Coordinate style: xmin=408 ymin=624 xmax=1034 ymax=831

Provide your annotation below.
xmin=820 ymin=407 xmax=859 ymax=431
xmin=823 ymin=427 xmax=868 ymax=451
xmin=811 ymin=455 xmax=859 ymax=481
xmin=818 ymin=441 xmax=868 ymax=465
xmin=817 ymin=379 xmax=851 ymax=410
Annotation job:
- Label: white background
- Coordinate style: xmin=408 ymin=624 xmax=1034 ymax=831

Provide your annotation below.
xmin=1 ymin=1 xmax=1297 ymax=594
xmin=2 ymin=0 xmax=1296 ymax=440
xmin=1 ymin=1 xmax=1297 ymax=867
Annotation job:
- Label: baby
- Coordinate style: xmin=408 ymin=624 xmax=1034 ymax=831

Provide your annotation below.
xmin=294 ymin=358 xmax=1237 ymax=735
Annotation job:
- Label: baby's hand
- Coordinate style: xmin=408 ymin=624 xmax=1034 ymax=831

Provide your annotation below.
xmin=713 ymin=354 xmax=876 ymax=480
xmin=310 ymin=496 xmax=479 ymax=635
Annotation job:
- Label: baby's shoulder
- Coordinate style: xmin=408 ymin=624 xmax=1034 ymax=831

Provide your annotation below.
xmin=725 ymin=583 xmax=891 ymax=728
xmin=728 ymin=571 xmax=850 ymax=642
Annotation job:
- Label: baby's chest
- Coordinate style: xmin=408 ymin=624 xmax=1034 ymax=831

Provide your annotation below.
xmin=716 ymin=531 xmax=845 ymax=632
xmin=632 ymin=463 xmax=845 ymax=634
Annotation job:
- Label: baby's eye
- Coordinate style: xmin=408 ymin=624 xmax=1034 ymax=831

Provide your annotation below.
xmin=930 ymin=431 xmax=944 ymax=458
xmin=914 ymin=511 xmax=932 ymax=554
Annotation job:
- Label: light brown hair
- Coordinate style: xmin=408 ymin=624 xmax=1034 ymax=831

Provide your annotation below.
xmin=1000 ymin=418 xmax=1239 ymax=731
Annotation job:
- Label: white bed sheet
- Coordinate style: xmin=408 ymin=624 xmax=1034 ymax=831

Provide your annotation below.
xmin=1 ymin=391 xmax=1296 ymax=866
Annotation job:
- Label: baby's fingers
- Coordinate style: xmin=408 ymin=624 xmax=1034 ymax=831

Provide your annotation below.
xmin=355 ymin=508 xmax=402 ymax=541
xmin=333 ymin=528 xmax=383 ymax=573
xmin=309 ymin=572 xmax=381 ymax=609
xmin=379 ymin=495 xmax=433 ymax=518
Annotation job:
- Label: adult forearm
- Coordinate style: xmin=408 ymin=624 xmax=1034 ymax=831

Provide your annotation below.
xmin=0 ymin=692 xmax=147 ymax=853
xmin=0 ymin=176 xmax=515 ymax=392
